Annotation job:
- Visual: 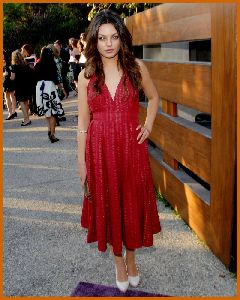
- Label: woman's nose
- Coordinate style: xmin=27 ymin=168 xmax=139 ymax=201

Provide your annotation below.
xmin=106 ymin=38 xmax=112 ymax=46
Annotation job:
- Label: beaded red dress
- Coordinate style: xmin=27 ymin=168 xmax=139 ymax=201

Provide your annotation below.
xmin=81 ymin=73 xmax=161 ymax=255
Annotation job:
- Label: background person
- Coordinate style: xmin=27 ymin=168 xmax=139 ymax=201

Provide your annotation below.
xmin=68 ymin=37 xmax=81 ymax=93
xmin=54 ymin=40 xmax=70 ymax=97
xmin=34 ymin=47 xmax=64 ymax=143
xmin=3 ymin=50 xmax=16 ymax=120
xmin=21 ymin=44 xmax=37 ymax=115
xmin=47 ymin=44 xmax=68 ymax=100
xmin=79 ymin=32 xmax=87 ymax=64
xmin=10 ymin=50 xmax=32 ymax=126
xmin=47 ymin=43 xmax=67 ymax=123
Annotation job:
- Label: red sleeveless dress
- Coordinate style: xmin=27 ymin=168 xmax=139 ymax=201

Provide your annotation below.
xmin=81 ymin=74 xmax=161 ymax=255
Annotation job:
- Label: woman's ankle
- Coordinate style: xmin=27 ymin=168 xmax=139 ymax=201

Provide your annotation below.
xmin=125 ymin=250 xmax=135 ymax=264
xmin=125 ymin=255 xmax=138 ymax=276
xmin=115 ymin=259 xmax=128 ymax=281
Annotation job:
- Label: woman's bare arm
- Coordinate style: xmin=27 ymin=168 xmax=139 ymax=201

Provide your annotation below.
xmin=136 ymin=58 xmax=159 ymax=144
xmin=77 ymin=69 xmax=90 ymax=184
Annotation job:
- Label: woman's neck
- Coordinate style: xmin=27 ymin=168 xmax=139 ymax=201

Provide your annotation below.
xmin=101 ymin=55 xmax=119 ymax=71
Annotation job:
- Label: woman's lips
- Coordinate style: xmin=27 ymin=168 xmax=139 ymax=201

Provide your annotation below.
xmin=106 ymin=49 xmax=114 ymax=53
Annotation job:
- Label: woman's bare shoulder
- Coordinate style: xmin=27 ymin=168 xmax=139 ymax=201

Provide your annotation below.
xmin=135 ymin=58 xmax=147 ymax=72
xmin=78 ymin=69 xmax=90 ymax=87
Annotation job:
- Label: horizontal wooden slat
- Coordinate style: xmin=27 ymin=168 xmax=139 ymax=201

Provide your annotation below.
xmin=149 ymin=146 xmax=212 ymax=246
xmin=144 ymin=61 xmax=211 ymax=114
xmin=126 ymin=3 xmax=211 ymax=45
xmin=139 ymin=105 xmax=211 ymax=183
xmin=162 ymin=99 xmax=178 ymax=170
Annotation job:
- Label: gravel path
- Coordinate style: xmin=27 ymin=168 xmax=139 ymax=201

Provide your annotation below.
xmin=3 ymin=94 xmax=236 ymax=296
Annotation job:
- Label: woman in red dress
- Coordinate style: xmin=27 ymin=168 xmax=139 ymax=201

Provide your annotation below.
xmin=78 ymin=10 xmax=161 ymax=292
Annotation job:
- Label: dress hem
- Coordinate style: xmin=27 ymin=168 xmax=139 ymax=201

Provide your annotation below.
xmin=81 ymin=224 xmax=161 ymax=254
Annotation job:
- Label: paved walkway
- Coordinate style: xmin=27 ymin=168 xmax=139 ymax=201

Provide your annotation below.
xmin=3 ymin=94 xmax=236 ymax=296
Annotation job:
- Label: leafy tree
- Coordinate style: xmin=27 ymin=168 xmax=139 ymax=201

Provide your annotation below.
xmin=3 ymin=3 xmax=158 ymax=57
xmin=3 ymin=3 xmax=91 ymax=56
xmin=87 ymin=3 xmax=158 ymax=20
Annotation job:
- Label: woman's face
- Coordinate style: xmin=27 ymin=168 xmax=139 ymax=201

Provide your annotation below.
xmin=97 ymin=23 xmax=120 ymax=59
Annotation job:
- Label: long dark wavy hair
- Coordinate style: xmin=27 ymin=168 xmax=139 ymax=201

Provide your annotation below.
xmin=39 ymin=47 xmax=55 ymax=65
xmin=84 ymin=10 xmax=142 ymax=94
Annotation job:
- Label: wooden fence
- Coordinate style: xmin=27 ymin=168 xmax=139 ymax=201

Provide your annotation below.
xmin=125 ymin=3 xmax=237 ymax=267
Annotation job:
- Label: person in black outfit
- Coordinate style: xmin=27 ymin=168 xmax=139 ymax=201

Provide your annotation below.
xmin=10 ymin=50 xmax=32 ymax=126
xmin=3 ymin=50 xmax=17 ymax=120
xmin=21 ymin=44 xmax=37 ymax=115
xmin=34 ymin=47 xmax=64 ymax=143
xmin=54 ymin=40 xmax=70 ymax=97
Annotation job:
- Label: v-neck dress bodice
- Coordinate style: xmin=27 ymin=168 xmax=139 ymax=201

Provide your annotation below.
xmin=81 ymin=73 xmax=161 ymax=255
xmin=87 ymin=74 xmax=140 ymax=116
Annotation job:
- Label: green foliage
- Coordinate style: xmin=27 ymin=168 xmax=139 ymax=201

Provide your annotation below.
xmin=155 ymin=188 xmax=170 ymax=207
xmin=3 ymin=3 xmax=159 ymax=57
xmin=3 ymin=3 xmax=90 ymax=56
xmin=155 ymin=188 xmax=182 ymax=219
xmin=87 ymin=3 xmax=158 ymax=20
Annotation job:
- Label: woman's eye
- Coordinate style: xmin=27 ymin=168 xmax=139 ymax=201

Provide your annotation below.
xmin=98 ymin=37 xmax=105 ymax=40
xmin=113 ymin=35 xmax=119 ymax=39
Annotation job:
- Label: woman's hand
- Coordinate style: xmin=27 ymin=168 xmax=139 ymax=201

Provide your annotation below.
xmin=79 ymin=163 xmax=87 ymax=187
xmin=136 ymin=124 xmax=152 ymax=144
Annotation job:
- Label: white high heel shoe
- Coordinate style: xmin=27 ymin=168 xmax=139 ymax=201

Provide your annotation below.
xmin=124 ymin=252 xmax=140 ymax=288
xmin=128 ymin=271 xmax=140 ymax=287
xmin=115 ymin=267 xmax=129 ymax=292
